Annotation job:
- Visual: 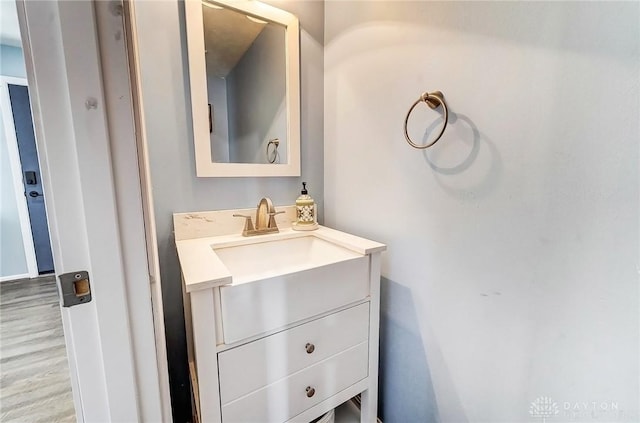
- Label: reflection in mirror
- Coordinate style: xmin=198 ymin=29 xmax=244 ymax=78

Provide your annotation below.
xmin=202 ymin=2 xmax=287 ymax=164
xmin=186 ymin=0 xmax=300 ymax=177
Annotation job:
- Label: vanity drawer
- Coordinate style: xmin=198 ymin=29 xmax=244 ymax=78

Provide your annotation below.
xmin=221 ymin=341 xmax=368 ymax=423
xmin=218 ymin=302 xmax=369 ymax=404
xmin=219 ymin=256 xmax=369 ymax=343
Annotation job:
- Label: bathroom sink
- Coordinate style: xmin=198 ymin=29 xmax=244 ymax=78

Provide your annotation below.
xmin=213 ymin=235 xmax=362 ymax=285
xmin=214 ymin=233 xmax=372 ymax=343
xmin=175 ymin=220 xmax=386 ymax=343
xmin=176 ymin=224 xmax=385 ymax=294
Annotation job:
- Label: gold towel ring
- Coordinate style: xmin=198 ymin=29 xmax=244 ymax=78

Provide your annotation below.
xmin=404 ymin=91 xmax=449 ymax=149
xmin=266 ymin=138 xmax=280 ymax=163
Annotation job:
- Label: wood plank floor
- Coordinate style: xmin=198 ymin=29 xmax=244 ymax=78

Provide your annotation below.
xmin=0 ymin=275 xmax=75 ymax=422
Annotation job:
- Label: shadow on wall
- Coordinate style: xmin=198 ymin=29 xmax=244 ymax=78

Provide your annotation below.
xmin=162 ymin=232 xmax=191 ymax=419
xmin=419 ymin=109 xmax=503 ymax=201
xmin=379 ymin=277 xmax=440 ymax=423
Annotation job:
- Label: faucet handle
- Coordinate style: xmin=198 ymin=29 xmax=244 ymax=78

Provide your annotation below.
xmin=267 ymin=210 xmax=286 ymax=229
xmin=233 ymin=214 xmax=255 ymax=235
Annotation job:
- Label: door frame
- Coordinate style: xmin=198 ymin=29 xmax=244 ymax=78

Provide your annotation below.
xmin=15 ymin=0 xmax=167 ymax=421
xmin=0 ymin=75 xmax=38 ymax=280
xmin=120 ymin=1 xmax=173 ymax=418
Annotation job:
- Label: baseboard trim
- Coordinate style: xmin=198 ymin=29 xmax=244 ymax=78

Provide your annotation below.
xmin=0 ymin=273 xmax=31 ymax=282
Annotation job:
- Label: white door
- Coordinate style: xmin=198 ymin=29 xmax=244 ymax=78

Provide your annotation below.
xmin=15 ymin=1 xmax=168 ymax=421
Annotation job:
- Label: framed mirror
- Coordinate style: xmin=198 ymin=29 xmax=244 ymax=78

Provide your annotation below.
xmin=185 ymin=0 xmax=300 ymax=177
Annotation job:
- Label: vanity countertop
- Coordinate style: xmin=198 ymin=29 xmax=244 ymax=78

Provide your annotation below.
xmin=176 ymin=226 xmax=386 ymax=293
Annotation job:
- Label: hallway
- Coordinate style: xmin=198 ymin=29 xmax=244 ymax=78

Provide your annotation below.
xmin=0 ymin=275 xmax=75 ymax=422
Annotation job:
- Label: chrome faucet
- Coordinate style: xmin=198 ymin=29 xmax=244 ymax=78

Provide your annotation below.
xmin=233 ymin=198 xmax=285 ymax=237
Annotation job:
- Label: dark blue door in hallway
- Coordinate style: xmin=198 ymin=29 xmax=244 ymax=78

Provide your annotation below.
xmin=8 ymin=84 xmax=54 ymax=274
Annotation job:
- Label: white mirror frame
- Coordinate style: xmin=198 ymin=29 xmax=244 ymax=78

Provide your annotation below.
xmin=185 ymin=0 xmax=301 ymax=177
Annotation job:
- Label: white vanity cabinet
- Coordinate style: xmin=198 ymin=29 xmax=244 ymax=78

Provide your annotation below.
xmin=175 ymin=207 xmax=385 ymax=423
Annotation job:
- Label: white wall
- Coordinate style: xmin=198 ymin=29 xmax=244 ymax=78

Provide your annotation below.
xmin=0 ymin=44 xmax=28 ymax=279
xmin=324 ymin=2 xmax=639 ymax=422
xmin=132 ymin=1 xmax=324 ymax=420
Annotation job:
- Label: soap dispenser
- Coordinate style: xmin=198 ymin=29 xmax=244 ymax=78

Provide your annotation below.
xmin=292 ymin=182 xmax=318 ymax=231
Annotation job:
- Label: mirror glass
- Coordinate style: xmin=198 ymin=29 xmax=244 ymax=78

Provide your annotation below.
xmin=186 ymin=0 xmax=300 ymax=177
xmin=203 ymin=2 xmax=287 ymax=164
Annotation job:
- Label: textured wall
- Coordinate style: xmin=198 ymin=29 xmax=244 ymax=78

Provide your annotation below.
xmin=0 ymin=44 xmax=28 ymax=279
xmin=324 ymin=2 xmax=639 ymax=422
xmin=133 ymin=1 xmax=324 ymax=420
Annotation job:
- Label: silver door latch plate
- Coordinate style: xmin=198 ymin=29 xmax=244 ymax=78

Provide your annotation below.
xmin=58 ymin=271 xmax=92 ymax=307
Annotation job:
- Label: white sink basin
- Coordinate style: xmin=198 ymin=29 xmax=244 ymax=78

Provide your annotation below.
xmin=214 ymin=234 xmax=371 ymax=343
xmin=176 ymin=224 xmax=386 ymax=343
xmin=176 ymin=225 xmax=385 ymax=293
xmin=213 ymin=235 xmax=361 ymax=285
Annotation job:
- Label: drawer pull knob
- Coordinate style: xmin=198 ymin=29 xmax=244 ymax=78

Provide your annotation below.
xmin=305 ymin=343 xmax=315 ymax=354
xmin=306 ymin=386 xmax=315 ymax=398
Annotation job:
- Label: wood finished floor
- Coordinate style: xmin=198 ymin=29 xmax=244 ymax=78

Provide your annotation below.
xmin=0 ymin=275 xmax=75 ymax=422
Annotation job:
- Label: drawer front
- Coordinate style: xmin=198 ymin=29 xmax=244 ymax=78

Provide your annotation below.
xmin=218 ymin=303 xmax=370 ymax=404
xmin=221 ymin=341 xmax=369 ymax=423
xmin=220 ymin=256 xmax=369 ymax=343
